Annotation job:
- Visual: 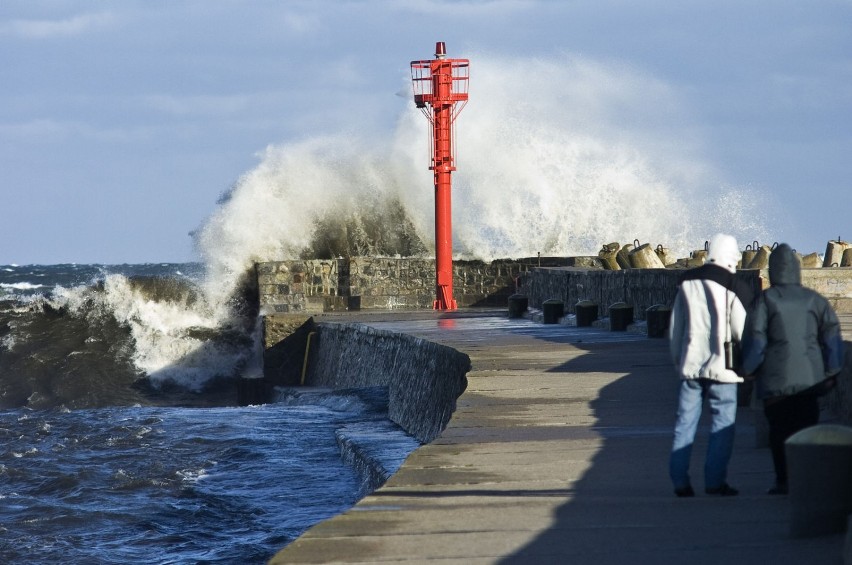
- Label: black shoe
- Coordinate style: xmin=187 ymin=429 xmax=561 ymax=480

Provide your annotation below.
xmin=705 ymin=484 xmax=738 ymax=496
xmin=767 ymin=483 xmax=788 ymax=495
xmin=674 ymin=485 xmax=695 ymax=498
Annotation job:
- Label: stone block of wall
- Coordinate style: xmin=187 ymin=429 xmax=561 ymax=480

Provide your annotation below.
xmin=258 ymin=259 xmax=346 ymax=314
xmin=347 ymin=257 xmax=437 ymax=309
xmin=453 ymin=259 xmax=530 ymax=307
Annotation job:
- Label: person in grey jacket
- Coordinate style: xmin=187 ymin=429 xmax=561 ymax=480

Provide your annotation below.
xmin=741 ymin=243 xmax=845 ymax=494
xmin=668 ymin=233 xmax=754 ymax=497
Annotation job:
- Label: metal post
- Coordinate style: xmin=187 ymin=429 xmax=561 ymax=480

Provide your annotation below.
xmin=410 ymin=42 xmax=469 ymax=310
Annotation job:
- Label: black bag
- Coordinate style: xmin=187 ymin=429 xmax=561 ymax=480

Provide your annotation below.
xmin=723 ymin=287 xmax=745 ymax=375
xmin=724 ymin=340 xmax=742 ymax=373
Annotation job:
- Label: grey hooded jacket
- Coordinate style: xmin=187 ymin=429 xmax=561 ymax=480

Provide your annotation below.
xmin=741 ymin=243 xmax=845 ymax=399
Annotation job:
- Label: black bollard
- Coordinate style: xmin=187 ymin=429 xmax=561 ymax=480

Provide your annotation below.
xmin=609 ymin=302 xmax=633 ymax=331
xmin=508 ymin=294 xmax=529 ymax=318
xmin=645 ymin=304 xmax=672 ymax=338
xmin=787 ymin=425 xmax=852 ymax=537
xmin=575 ymin=300 xmax=598 ymax=327
xmin=542 ymin=299 xmax=564 ymax=324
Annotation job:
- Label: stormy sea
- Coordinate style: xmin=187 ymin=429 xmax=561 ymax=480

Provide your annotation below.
xmin=0 ymin=264 xmax=418 ymax=564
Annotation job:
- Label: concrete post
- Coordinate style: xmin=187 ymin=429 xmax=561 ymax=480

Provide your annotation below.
xmin=787 ymin=424 xmax=852 ymax=537
xmin=508 ymin=294 xmax=528 ymax=318
xmin=542 ymin=299 xmax=564 ymax=324
xmin=575 ymin=300 xmax=598 ymax=327
xmin=609 ymin=302 xmax=633 ymax=331
xmin=645 ymin=304 xmax=671 ymax=338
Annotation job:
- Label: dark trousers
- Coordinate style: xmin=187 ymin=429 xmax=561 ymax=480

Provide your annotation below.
xmin=763 ymin=393 xmax=820 ymax=485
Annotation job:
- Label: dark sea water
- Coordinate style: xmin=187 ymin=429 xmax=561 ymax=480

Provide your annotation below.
xmin=0 ymin=264 xmax=418 ymax=564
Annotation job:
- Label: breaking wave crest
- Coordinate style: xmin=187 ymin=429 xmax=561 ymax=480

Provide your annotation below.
xmin=0 ymin=268 xmax=257 ymax=409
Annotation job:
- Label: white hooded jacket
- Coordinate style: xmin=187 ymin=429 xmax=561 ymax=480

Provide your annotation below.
xmin=668 ymin=234 xmax=748 ymax=384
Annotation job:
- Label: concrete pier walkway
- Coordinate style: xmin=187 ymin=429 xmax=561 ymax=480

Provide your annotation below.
xmin=270 ymin=311 xmax=851 ymax=564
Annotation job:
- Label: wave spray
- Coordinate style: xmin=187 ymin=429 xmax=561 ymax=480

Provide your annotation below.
xmin=194 ymin=51 xmax=770 ymax=305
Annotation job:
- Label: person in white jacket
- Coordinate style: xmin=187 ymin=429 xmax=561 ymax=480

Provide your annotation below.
xmin=668 ymin=233 xmax=754 ymax=497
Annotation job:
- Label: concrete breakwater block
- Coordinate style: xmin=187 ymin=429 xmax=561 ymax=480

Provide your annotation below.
xmin=787 ymin=424 xmax=852 ymax=537
xmin=598 ymin=242 xmax=621 ymax=270
xmin=747 ymin=244 xmax=774 ymax=269
xmin=802 ymin=252 xmax=822 ymax=268
xmin=741 ymin=242 xmax=759 ymax=269
xmin=629 ymin=243 xmax=666 ymax=269
xmin=824 ymin=240 xmax=850 ymax=268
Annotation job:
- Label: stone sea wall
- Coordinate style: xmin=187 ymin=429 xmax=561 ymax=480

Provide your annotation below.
xmin=257 ymin=258 xmax=852 ymax=321
xmin=799 ymin=269 xmax=852 ymax=314
xmin=261 ymin=317 xmax=471 ymax=444
xmin=520 ymin=268 xmax=764 ymax=320
xmin=256 ymin=257 xmax=536 ymax=314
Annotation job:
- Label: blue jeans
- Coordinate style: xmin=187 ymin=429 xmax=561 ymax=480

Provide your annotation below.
xmin=669 ymin=378 xmax=737 ymax=490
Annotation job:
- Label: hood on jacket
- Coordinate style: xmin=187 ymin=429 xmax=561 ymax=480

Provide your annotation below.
xmin=768 ymin=243 xmax=801 ymax=285
xmin=707 ymin=233 xmax=740 ymax=273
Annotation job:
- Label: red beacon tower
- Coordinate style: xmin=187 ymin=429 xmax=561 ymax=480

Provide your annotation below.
xmin=411 ymin=41 xmax=469 ymax=310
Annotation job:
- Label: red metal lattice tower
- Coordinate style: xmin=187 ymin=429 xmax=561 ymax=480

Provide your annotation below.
xmin=410 ymin=42 xmax=469 ymax=310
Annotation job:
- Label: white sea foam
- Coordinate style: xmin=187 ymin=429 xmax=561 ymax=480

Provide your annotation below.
xmin=193 ymin=51 xmax=772 ymax=303
xmin=98 ymin=275 xmax=251 ymax=390
xmin=0 ymin=282 xmax=46 ymax=290
xmin=51 ymin=274 xmax=252 ymax=390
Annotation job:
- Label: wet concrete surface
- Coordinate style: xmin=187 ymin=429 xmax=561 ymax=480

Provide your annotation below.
xmin=269 ymin=310 xmax=851 ymax=564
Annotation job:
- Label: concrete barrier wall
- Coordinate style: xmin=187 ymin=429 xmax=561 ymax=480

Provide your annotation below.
xmin=521 ymin=267 xmax=852 ymax=319
xmin=302 ymin=322 xmax=470 ymax=444
xmin=257 ymin=258 xmax=852 ymax=317
xmin=800 ymin=268 xmax=852 ymax=313
xmin=521 ymin=268 xmax=763 ymax=320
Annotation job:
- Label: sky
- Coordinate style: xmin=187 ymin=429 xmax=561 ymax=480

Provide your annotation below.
xmin=2 ymin=0 xmax=850 ymax=265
